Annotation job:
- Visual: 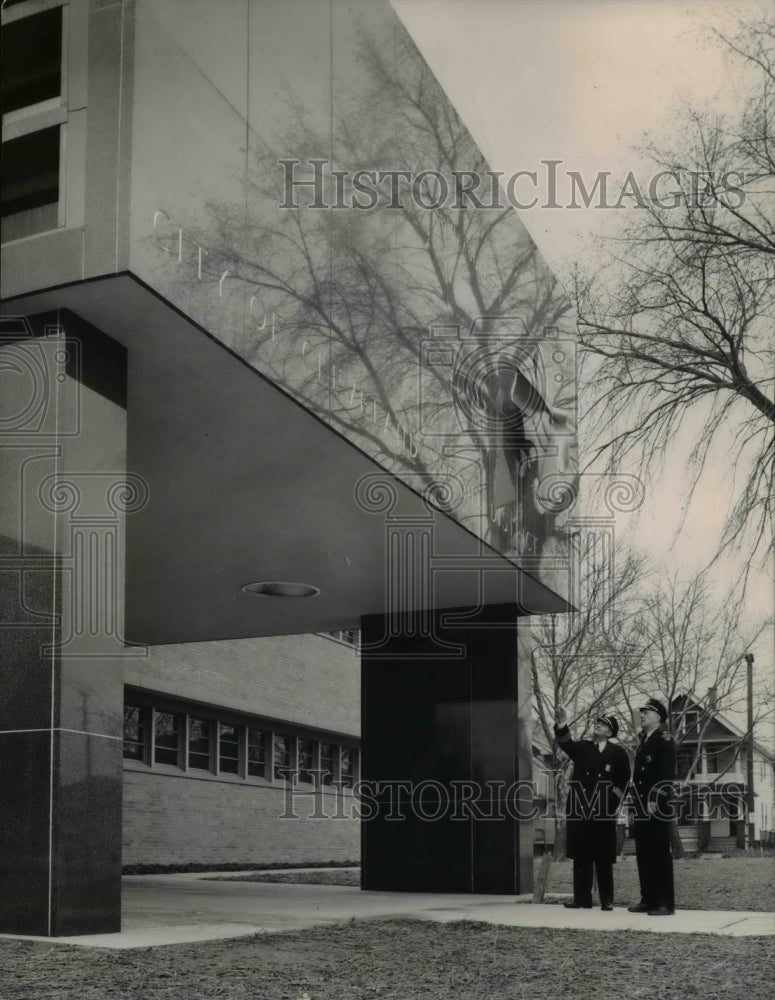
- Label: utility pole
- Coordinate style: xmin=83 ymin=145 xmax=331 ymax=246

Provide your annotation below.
xmin=745 ymin=653 xmax=755 ymax=847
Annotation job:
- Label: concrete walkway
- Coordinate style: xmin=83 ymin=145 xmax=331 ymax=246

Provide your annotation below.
xmin=2 ymin=870 xmax=773 ymax=949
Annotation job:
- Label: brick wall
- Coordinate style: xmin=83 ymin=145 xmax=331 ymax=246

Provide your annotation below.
xmin=123 ymin=769 xmax=360 ymax=866
xmin=123 ymin=633 xmax=360 ymax=735
xmin=121 ymin=631 xmax=361 ymax=865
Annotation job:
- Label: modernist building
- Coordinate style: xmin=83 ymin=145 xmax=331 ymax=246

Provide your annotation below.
xmin=1 ymin=0 xmax=578 ymax=936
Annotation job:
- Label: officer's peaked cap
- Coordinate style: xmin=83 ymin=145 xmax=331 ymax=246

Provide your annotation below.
xmin=596 ymin=714 xmax=619 ymax=737
xmin=639 ymin=698 xmax=667 ymax=722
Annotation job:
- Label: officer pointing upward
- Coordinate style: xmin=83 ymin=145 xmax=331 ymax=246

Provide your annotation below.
xmin=554 ymin=705 xmax=631 ymax=910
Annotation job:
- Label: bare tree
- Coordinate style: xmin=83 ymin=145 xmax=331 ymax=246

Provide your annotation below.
xmin=574 ymin=16 xmax=775 ymax=569
xmin=533 ymin=553 xmax=771 ymax=889
xmin=158 ymin=18 xmax=576 ymax=563
xmin=532 ymin=547 xmax=648 ymax=756
xmin=530 ymin=543 xmax=648 ymax=881
xmin=622 ymin=573 xmax=772 ymax=782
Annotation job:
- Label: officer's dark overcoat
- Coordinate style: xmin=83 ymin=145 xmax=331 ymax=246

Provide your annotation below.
xmin=633 ymin=726 xmax=676 ymax=815
xmin=555 ymin=725 xmax=631 ymax=863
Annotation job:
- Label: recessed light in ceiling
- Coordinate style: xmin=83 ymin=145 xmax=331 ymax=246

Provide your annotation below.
xmin=241 ymin=581 xmax=320 ymax=598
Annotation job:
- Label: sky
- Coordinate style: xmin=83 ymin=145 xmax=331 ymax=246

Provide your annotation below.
xmin=391 ymin=0 xmax=774 ymax=708
xmin=391 ymin=3 xmax=772 ymax=562
xmin=391 ymin=0 xmax=767 ymax=272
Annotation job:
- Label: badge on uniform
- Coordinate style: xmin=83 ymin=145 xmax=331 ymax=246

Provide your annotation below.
xmin=605 ymin=763 xmax=611 ymax=771
xmin=645 ymin=754 xmax=652 ymax=762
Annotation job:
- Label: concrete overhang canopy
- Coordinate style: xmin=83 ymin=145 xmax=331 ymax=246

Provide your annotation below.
xmin=3 ymin=273 xmax=572 ymax=644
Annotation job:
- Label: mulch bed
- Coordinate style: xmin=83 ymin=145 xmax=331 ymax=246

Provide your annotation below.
xmin=123 ymin=861 xmax=358 ymax=876
xmin=209 ymin=867 xmax=361 ymax=887
xmin=210 ymin=857 xmax=775 ymax=912
xmin=2 ymin=918 xmax=773 ymax=999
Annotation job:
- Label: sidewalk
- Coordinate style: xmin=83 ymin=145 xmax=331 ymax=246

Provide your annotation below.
xmin=2 ymin=871 xmax=772 ymax=949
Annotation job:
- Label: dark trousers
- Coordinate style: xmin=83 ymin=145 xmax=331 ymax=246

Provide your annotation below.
xmin=572 ymin=856 xmax=614 ymax=906
xmin=634 ymin=817 xmax=674 ymax=909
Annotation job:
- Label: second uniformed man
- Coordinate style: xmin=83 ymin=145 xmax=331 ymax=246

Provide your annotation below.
xmin=628 ymin=697 xmax=677 ymax=916
xmin=554 ymin=705 xmax=631 ymax=910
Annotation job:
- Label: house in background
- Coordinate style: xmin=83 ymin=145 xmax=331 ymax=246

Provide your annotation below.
xmin=671 ymin=694 xmax=775 ymax=850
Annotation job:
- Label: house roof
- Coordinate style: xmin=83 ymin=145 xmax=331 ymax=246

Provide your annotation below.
xmin=671 ymin=694 xmax=775 ymax=762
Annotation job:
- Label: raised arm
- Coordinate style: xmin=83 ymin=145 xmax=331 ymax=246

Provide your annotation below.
xmin=553 ymin=705 xmax=581 ymax=763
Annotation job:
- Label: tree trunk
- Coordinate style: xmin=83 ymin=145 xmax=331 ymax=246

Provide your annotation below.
xmin=532 ymin=808 xmax=567 ymax=903
xmin=532 ymin=852 xmax=553 ymax=903
xmin=669 ymin=820 xmax=684 ymax=859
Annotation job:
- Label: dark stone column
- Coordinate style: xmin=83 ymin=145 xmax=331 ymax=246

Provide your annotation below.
xmin=0 ymin=313 xmax=128 ymax=935
xmin=361 ymin=604 xmax=533 ymax=894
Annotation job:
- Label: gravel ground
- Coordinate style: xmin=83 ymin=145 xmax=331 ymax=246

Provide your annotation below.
xmin=2 ymin=918 xmax=773 ymax=1000
xmin=212 ymin=857 xmax=775 ymax=911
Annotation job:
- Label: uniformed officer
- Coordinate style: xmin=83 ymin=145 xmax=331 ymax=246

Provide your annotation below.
xmin=628 ymin=697 xmax=677 ymax=916
xmin=554 ymin=706 xmax=631 ymax=910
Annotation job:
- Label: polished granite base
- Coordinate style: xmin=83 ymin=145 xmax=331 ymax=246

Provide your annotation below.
xmin=361 ymin=605 xmax=533 ymax=895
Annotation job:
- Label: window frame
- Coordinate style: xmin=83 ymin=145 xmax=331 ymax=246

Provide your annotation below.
xmin=1 ymin=0 xmax=69 ymax=238
xmin=320 ymin=629 xmax=361 ymax=651
xmin=340 ymin=745 xmax=358 ymax=788
xmin=122 ymin=702 xmax=150 ymax=764
xmin=121 ymin=689 xmax=359 ymax=791
xmin=217 ymin=721 xmax=244 ymax=778
xmin=320 ymin=741 xmax=338 ymax=786
xmin=272 ymin=732 xmax=294 ymax=783
xmin=152 ymin=708 xmax=184 ymax=770
xmin=187 ymin=715 xmax=215 ymax=774
xmin=297 ymin=736 xmax=317 ymax=785
xmin=676 ymin=747 xmax=695 ymax=780
xmin=246 ymin=724 xmax=269 ymax=780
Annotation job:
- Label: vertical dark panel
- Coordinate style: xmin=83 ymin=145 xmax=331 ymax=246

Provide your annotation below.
xmin=0 ymin=535 xmax=58 ymax=732
xmin=514 ymin=626 xmax=535 ymax=892
xmin=469 ymin=619 xmax=520 ymax=894
xmin=0 ymin=345 xmax=60 ymax=935
xmin=0 ymin=315 xmax=127 ymax=935
xmin=0 ymin=731 xmax=53 ymax=935
xmin=51 ymin=732 xmax=122 ymax=935
xmin=361 ymin=604 xmax=533 ymax=895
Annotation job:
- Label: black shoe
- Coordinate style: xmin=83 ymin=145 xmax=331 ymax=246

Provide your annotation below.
xmin=601 ymin=903 xmax=614 ymax=911
xmin=564 ymin=901 xmax=593 ymax=909
xmin=647 ymin=907 xmax=675 ymax=916
xmin=627 ymin=903 xmax=650 ymax=913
